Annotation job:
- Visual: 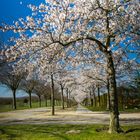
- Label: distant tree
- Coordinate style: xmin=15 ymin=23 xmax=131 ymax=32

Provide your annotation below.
xmin=56 ymin=70 xmax=69 ymax=109
xmin=34 ymin=83 xmax=43 ymax=107
xmin=0 ymin=68 xmax=26 ymax=109
xmin=42 ymin=84 xmax=51 ymax=107
xmin=21 ymin=79 xmax=38 ymax=108
xmin=24 ymin=98 xmax=28 ymax=104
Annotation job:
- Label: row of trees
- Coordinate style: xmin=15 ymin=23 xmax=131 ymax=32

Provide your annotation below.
xmin=0 ymin=59 xmax=76 ymax=111
xmin=83 ymin=84 xmax=140 ymax=110
xmin=0 ymin=0 xmax=139 ymax=134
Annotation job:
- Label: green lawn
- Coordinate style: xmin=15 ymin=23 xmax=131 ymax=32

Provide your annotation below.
xmin=0 ymin=100 xmax=63 ymax=112
xmin=86 ymin=106 xmax=140 ymax=113
xmin=0 ymin=124 xmax=140 ymax=140
xmin=87 ymin=106 xmax=107 ymax=112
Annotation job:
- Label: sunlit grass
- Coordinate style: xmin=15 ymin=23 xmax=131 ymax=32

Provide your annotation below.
xmin=0 ymin=124 xmax=140 ymax=140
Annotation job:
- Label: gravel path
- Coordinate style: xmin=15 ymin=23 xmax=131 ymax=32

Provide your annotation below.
xmin=0 ymin=105 xmax=140 ymax=125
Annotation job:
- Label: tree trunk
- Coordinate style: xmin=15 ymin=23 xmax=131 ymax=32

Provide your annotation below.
xmin=60 ymin=84 xmax=65 ymax=109
xmin=97 ymin=85 xmax=100 ymax=107
xmin=66 ymin=88 xmax=69 ymax=108
xmin=84 ymin=99 xmax=88 ymax=106
xmin=49 ymin=97 xmax=51 ymax=106
xmin=68 ymin=92 xmax=71 ymax=107
xmin=89 ymin=90 xmax=93 ymax=106
xmin=12 ymin=89 xmax=17 ymax=110
xmin=29 ymin=92 xmax=32 ymax=108
xmin=45 ymin=98 xmax=47 ymax=107
xmin=121 ymin=95 xmax=124 ymax=110
xmin=106 ymin=51 xmax=120 ymax=133
xmin=92 ymin=86 xmax=96 ymax=107
xmin=103 ymin=94 xmax=106 ymax=106
xmin=38 ymin=96 xmax=41 ymax=107
xmin=56 ymin=100 xmax=59 ymax=106
xmin=51 ymin=74 xmax=55 ymax=115
xmin=120 ymin=89 xmax=124 ymax=110
xmin=106 ymin=79 xmax=111 ymax=110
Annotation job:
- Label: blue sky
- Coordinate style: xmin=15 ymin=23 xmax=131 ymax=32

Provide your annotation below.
xmin=0 ymin=0 xmax=139 ymax=97
xmin=0 ymin=0 xmax=44 ymax=23
xmin=0 ymin=0 xmax=45 ymax=41
xmin=0 ymin=0 xmax=44 ymax=97
xmin=0 ymin=84 xmax=28 ymax=98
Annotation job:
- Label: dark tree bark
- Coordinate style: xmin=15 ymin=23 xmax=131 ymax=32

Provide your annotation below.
xmin=45 ymin=98 xmax=47 ymax=107
xmin=92 ymin=86 xmax=96 ymax=107
xmin=51 ymin=74 xmax=55 ymax=115
xmin=60 ymin=84 xmax=65 ymax=109
xmin=106 ymin=79 xmax=111 ymax=110
xmin=29 ymin=92 xmax=32 ymax=108
xmin=49 ymin=97 xmax=51 ymax=106
xmin=103 ymin=94 xmax=106 ymax=106
xmin=38 ymin=95 xmax=41 ymax=107
xmin=66 ymin=88 xmax=69 ymax=108
xmin=97 ymin=85 xmax=100 ymax=107
xmin=121 ymin=94 xmax=124 ymax=110
xmin=12 ymin=89 xmax=16 ymax=110
xmin=89 ymin=90 xmax=94 ymax=106
xmin=120 ymin=88 xmax=124 ymax=110
xmin=68 ymin=92 xmax=71 ymax=107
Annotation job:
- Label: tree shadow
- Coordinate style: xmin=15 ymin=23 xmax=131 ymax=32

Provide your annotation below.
xmin=125 ymin=128 xmax=140 ymax=134
xmin=1 ymin=125 xmax=72 ymax=140
xmin=0 ymin=128 xmax=5 ymax=134
xmin=95 ymin=126 xmax=108 ymax=132
xmin=96 ymin=126 xmax=140 ymax=134
xmin=0 ymin=128 xmax=18 ymax=139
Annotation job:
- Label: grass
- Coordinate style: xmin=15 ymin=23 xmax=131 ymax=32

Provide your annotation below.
xmin=0 ymin=101 xmax=47 ymax=112
xmin=0 ymin=124 xmax=140 ymax=140
xmin=86 ymin=106 xmax=108 ymax=112
xmin=0 ymin=100 xmax=63 ymax=113
xmin=86 ymin=106 xmax=140 ymax=113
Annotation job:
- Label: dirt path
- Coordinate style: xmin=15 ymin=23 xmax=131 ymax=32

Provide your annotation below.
xmin=0 ymin=105 xmax=140 ymax=125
